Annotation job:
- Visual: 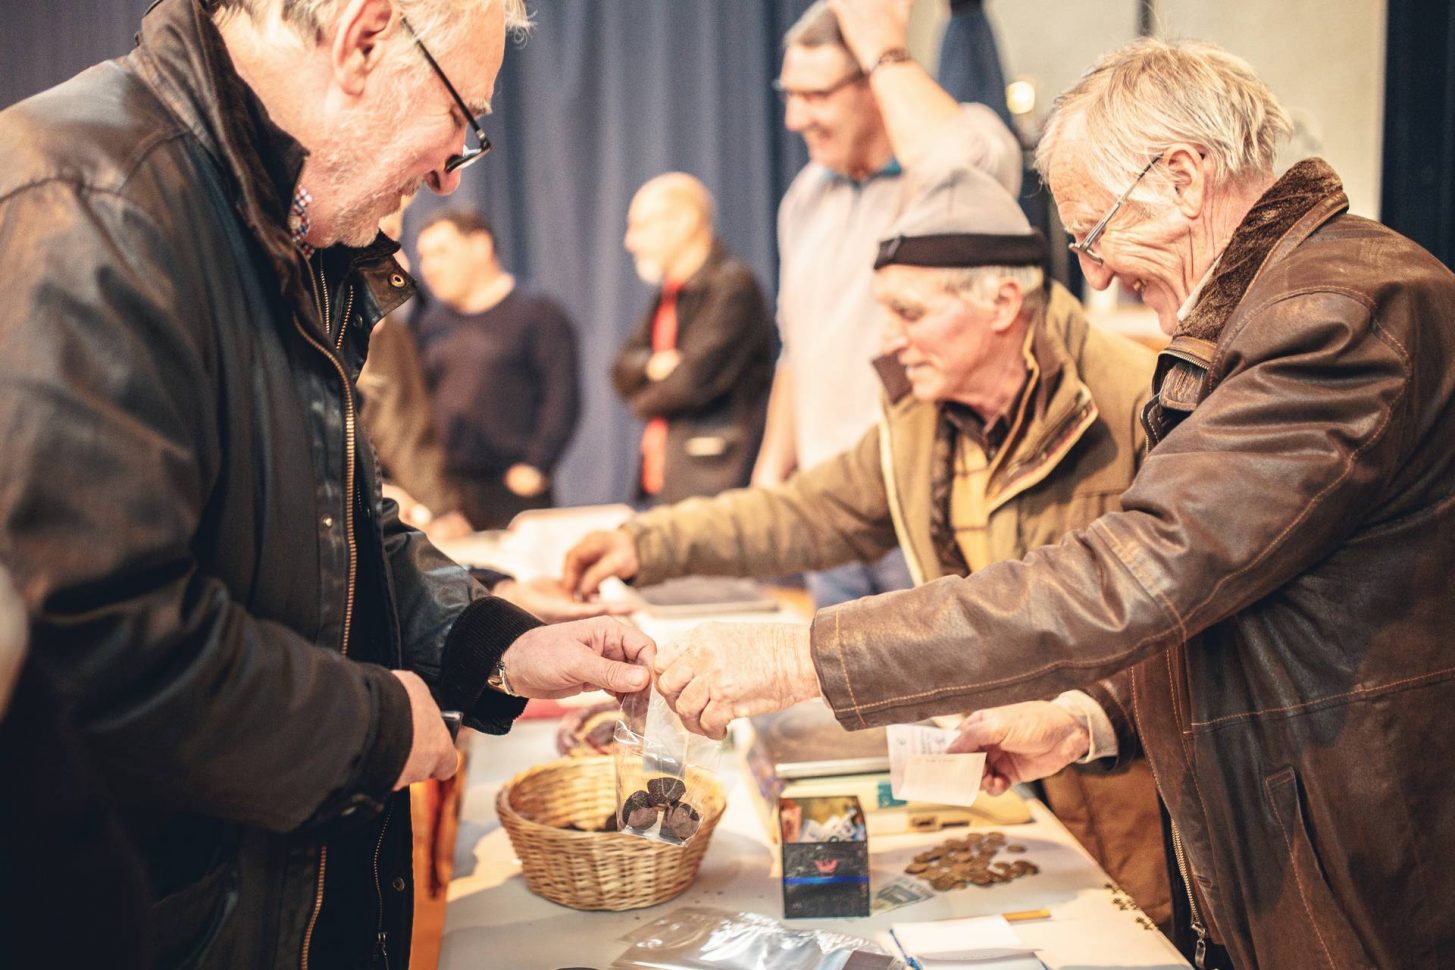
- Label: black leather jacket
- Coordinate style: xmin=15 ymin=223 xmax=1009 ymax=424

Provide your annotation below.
xmin=0 ymin=0 xmax=536 ymax=965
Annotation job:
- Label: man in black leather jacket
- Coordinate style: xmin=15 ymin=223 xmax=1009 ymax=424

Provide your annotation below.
xmin=0 ymin=1 xmax=653 ymax=967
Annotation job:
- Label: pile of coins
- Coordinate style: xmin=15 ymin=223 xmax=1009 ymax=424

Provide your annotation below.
xmin=902 ymin=831 xmax=1038 ymax=892
xmin=620 ymin=776 xmax=701 ymax=841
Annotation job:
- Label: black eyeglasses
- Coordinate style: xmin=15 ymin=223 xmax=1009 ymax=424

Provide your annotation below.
xmin=1068 ymin=154 xmax=1163 ymax=266
xmin=771 ymin=71 xmax=865 ymax=105
xmin=400 ymin=15 xmax=491 ymax=173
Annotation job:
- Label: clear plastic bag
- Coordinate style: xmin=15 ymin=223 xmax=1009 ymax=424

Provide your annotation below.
xmin=614 ymin=688 xmax=721 ymax=845
xmin=607 ymin=906 xmax=904 ymax=970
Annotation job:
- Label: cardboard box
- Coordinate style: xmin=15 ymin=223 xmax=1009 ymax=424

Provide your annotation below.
xmin=780 ymin=795 xmax=870 ymax=919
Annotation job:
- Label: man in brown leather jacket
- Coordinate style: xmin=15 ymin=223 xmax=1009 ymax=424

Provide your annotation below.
xmin=567 ymin=167 xmax=1172 ymax=923
xmin=649 ymin=39 xmax=1455 ymax=970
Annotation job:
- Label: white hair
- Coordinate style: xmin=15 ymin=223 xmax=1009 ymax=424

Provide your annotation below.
xmin=939 ymin=265 xmax=1046 ymax=316
xmin=1035 ymin=38 xmax=1292 ymax=203
xmin=213 ymin=0 xmax=531 ymax=56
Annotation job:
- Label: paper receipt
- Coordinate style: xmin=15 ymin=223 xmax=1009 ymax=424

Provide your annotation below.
xmin=887 ymin=723 xmax=986 ymax=807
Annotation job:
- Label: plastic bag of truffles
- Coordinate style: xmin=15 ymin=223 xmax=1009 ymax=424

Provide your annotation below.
xmin=613 ymin=685 xmax=721 ymax=846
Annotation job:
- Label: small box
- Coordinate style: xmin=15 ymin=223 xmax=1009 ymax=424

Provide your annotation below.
xmin=780 ymin=795 xmax=870 ymax=919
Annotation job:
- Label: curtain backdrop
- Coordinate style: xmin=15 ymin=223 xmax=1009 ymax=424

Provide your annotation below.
xmin=3 ymin=0 xmax=815 ymax=509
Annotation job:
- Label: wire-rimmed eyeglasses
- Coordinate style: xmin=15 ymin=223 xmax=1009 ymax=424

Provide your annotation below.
xmin=400 ymin=15 xmax=492 ymax=174
xmin=1067 ymin=154 xmax=1163 ymax=266
xmin=770 ymin=71 xmax=866 ymax=105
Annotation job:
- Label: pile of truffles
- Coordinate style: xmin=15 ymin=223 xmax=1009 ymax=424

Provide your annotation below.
xmin=903 ymin=831 xmax=1039 ymax=891
xmin=620 ymin=776 xmax=702 ymax=842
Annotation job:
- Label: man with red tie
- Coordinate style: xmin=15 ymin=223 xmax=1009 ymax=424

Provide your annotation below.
xmin=613 ymin=173 xmax=777 ymax=505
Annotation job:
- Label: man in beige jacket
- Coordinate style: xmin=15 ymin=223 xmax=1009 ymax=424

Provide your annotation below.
xmin=565 ymin=167 xmax=1170 ymax=923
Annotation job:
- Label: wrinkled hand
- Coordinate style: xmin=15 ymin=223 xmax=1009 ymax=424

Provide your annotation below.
xmin=502 ymin=617 xmax=655 ymax=700
xmin=504 ymin=463 xmax=548 ymax=497
xmin=494 ymin=576 xmax=632 ymax=624
xmin=424 ymin=510 xmax=473 ymax=541
xmin=645 ymin=348 xmax=682 ymax=382
xmin=948 ymin=700 xmax=1090 ymax=796
xmin=562 ymin=528 xmax=640 ymax=596
xmin=655 ymin=621 xmax=820 ymax=740
xmin=391 ymin=670 xmax=459 ymax=790
xmin=828 ymin=0 xmax=912 ymax=72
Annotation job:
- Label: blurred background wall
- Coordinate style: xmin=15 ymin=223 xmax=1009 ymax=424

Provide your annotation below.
xmin=5 ymin=0 xmax=1447 ymax=509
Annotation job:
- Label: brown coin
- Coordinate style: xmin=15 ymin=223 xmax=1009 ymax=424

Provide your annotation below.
xmin=930 ymin=875 xmax=959 ymax=892
xmin=970 ymin=872 xmax=994 ymax=886
xmin=1006 ymin=844 xmax=1027 ymax=853
xmin=905 ymin=862 xmax=931 ymax=874
xmin=664 ymin=801 xmax=701 ymax=839
xmin=647 ymin=776 xmax=687 ymax=806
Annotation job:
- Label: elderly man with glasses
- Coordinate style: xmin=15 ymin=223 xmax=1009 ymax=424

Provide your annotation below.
xmin=750 ymin=0 xmax=1022 ymax=610
xmin=0 ymin=1 xmax=657 ymax=967
xmin=650 ymin=38 xmax=1455 ymax=970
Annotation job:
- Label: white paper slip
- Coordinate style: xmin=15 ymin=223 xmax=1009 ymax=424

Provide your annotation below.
xmin=887 ymin=723 xmax=984 ymax=806
xmin=892 ymin=914 xmax=1037 ymax=965
xmin=899 ymin=752 xmax=986 ymax=807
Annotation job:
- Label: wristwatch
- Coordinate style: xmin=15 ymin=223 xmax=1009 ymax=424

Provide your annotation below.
xmin=867 ymin=47 xmax=912 ymax=76
xmin=486 ymin=656 xmax=517 ymax=697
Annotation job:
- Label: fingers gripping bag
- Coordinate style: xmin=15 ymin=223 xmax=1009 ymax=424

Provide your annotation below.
xmin=614 ymin=681 xmax=723 ymax=846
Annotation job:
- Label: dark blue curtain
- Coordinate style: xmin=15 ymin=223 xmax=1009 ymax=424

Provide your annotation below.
xmin=937 ymin=0 xmax=1011 ymax=131
xmin=0 ymin=2 xmax=151 ymax=110
xmin=3 ymin=0 xmax=815 ymax=509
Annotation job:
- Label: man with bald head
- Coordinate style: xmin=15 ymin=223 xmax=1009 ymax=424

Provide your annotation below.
xmin=614 ymin=173 xmax=776 ymax=504
xmin=0 ymin=0 xmax=654 ymax=966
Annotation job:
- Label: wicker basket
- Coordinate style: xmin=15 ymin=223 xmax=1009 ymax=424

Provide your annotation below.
xmin=496 ymin=755 xmax=726 ymax=911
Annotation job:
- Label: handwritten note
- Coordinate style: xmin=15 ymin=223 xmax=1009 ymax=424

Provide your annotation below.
xmin=886 ymin=724 xmax=984 ymax=807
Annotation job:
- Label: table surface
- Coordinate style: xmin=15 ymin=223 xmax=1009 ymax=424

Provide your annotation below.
xmin=441 ymin=721 xmax=1188 ymax=970
xmin=434 ymin=513 xmax=1188 ymax=970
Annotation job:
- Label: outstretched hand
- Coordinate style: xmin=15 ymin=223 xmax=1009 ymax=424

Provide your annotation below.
xmin=502 ymin=616 xmax=655 ymax=701
xmin=654 ymin=621 xmax=820 ymax=739
xmin=561 ymin=529 xmax=640 ymax=597
xmin=948 ymin=700 xmax=1091 ymax=796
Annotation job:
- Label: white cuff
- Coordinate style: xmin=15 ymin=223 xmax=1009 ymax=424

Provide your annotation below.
xmin=1051 ymin=690 xmax=1119 ymax=763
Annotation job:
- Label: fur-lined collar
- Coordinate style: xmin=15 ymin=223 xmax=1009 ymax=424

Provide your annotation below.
xmin=1148 ymin=159 xmax=1348 ymax=422
xmin=1178 ymin=158 xmax=1348 ymax=343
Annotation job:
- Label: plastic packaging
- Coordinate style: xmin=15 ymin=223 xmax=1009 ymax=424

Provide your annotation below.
xmin=614 ymin=688 xmax=721 ymax=845
xmin=607 ymin=906 xmax=904 ymax=970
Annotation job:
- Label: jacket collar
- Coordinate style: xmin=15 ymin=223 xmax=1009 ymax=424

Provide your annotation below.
xmin=1178 ymin=157 xmax=1347 ymax=345
xmin=1152 ymin=159 xmax=1347 ymax=413
xmin=131 ymin=0 xmax=415 ymax=328
xmin=672 ymin=240 xmax=730 ymax=296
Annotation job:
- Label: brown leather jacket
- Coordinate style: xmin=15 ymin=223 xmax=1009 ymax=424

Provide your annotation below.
xmin=812 ymin=160 xmax=1455 ymax=969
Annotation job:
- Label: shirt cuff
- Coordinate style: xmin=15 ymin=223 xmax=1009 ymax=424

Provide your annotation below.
xmin=1051 ymin=690 xmax=1119 ymax=763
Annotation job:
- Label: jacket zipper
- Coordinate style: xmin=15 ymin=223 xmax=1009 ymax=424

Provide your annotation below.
xmin=299 ymin=261 xmax=360 ymax=970
xmin=371 ymin=804 xmax=395 ymax=969
xmin=1169 ymin=818 xmax=1210 ymax=969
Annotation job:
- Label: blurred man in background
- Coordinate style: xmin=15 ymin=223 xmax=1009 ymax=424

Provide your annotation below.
xmin=415 ymin=209 xmax=581 ymax=528
xmin=614 ymin=172 xmax=776 ymax=505
xmin=752 ymin=0 xmax=1022 ymax=607
xmin=360 ymin=196 xmax=475 ymax=539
